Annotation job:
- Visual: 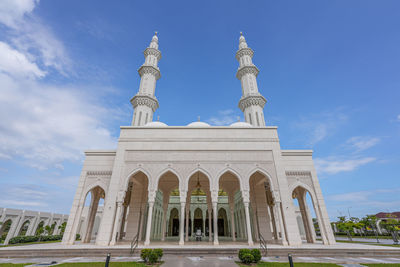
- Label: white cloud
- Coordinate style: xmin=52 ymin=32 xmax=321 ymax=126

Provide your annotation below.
xmin=207 ymin=109 xmax=240 ymax=126
xmin=0 ymin=0 xmax=38 ymax=28
xmin=0 ymin=73 xmax=118 ymax=170
xmin=397 ymin=114 xmax=400 ymax=121
xmin=346 ymin=136 xmax=380 ymax=152
xmin=294 ymin=109 xmax=348 ymax=146
xmin=0 ymin=41 xmax=45 ymax=78
xmin=0 ymin=184 xmax=48 ymax=208
xmin=315 ymin=156 xmax=376 ymax=175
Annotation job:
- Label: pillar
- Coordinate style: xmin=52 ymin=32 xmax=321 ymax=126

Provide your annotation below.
xmin=110 ymin=201 xmax=123 ymax=246
xmin=244 ymin=202 xmax=254 ymax=246
xmin=202 ymin=218 xmax=205 ymax=235
xmin=179 ymin=202 xmax=185 ymax=245
xmin=191 ymin=209 xmax=194 ymax=236
xmin=212 ymin=202 xmax=218 ymax=245
xmin=144 ymin=201 xmax=154 ymax=246
xmin=185 ymin=207 xmax=189 ymax=241
xmin=161 ymin=205 xmax=168 ymax=241
xmin=4 ymin=216 xmax=21 ymax=245
xmin=275 ymin=201 xmax=288 ymax=245
xmin=230 ymin=206 xmax=236 ymax=241
xmin=208 ymin=207 xmax=212 ymax=242
xmin=83 ymin=190 xmax=100 ymax=243
xmin=298 ymin=193 xmax=314 ymax=243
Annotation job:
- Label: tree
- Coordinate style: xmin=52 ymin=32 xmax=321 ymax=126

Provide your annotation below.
xmin=336 ymin=216 xmax=356 ymax=241
xmin=360 ymin=215 xmax=379 ymax=242
xmin=58 ymin=222 xmax=67 ymax=235
xmin=380 ymin=214 xmax=400 ymax=244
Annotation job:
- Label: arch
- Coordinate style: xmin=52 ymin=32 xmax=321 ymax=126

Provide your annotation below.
xmin=123 ymin=168 xmax=152 ymax=191
xmin=246 ymin=167 xmax=275 ymax=191
xmin=154 ymin=167 xmax=182 ymax=191
xmin=216 ymin=167 xmax=243 ymax=191
xmin=35 ymin=221 xmax=45 ymax=235
xmin=185 ymin=168 xmax=212 ymax=192
xmin=18 ymin=220 xmax=30 ymax=236
xmin=82 ymin=182 xmax=108 ymax=204
xmin=289 ymin=182 xmax=317 ymax=203
xmin=0 ymin=219 xmax=13 ymax=239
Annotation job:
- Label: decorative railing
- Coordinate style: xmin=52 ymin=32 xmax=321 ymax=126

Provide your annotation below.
xmin=130 ymin=233 xmax=139 ymax=255
xmin=259 ymin=232 xmax=267 ymax=256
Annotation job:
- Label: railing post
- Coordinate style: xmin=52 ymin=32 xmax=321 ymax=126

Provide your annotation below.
xmin=288 ymin=254 xmax=294 ymax=267
xmin=105 ymin=253 xmax=111 ymax=267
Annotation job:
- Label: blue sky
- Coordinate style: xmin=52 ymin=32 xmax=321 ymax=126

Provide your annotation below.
xmin=0 ymin=0 xmax=399 ymax=220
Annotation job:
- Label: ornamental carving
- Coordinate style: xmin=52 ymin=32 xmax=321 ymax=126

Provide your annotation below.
xmin=143 ymin=47 xmax=161 ymax=61
xmin=236 ymin=65 xmax=259 ymax=80
xmin=138 ymin=65 xmax=161 ymax=80
xmin=130 ymin=95 xmax=159 ymax=112
xmin=285 ymin=171 xmax=312 ymax=177
xmin=238 ymin=94 xmax=267 ymax=111
xmin=86 ymin=171 xmax=112 ymax=176
xmin=235 ymin=48 xmax=254 ymax=61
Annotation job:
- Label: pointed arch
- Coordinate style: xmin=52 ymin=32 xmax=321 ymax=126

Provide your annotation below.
xmin=289 ymin=182 xmax=317 ymax=203
xmin=154 ymin=167 xmax=182 ymax=191
xmin=82 ymin=182 xmax=107 ymax=203
xmin=123 ymin=167 xmax=151 ymax=191
xmin=185 ymin=168 xmax=212 ymax=192
xmin=216 ymin=167 xmax=242 ymax=191
xmin=246 ymin=167 xmax=275 ymax=191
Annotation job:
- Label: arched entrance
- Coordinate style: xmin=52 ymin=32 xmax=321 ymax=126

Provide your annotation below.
xmin=249 ymin=171 xmax=277 ymax=243
xmin=187 ymin=171 xmax=212 ymax=242
xmin=218 ymin=170 xmax=243 ymax=242
xmin=292 ymin=186 xmax=318 ymax=243
xmin=168 ymin=208 xmax=180 ymax=236
xmin=155 ymin=171 xmax=180 ymax=242
xmin=118 ymin=171 xmax=149 ymax=243
xmin=82 ymin=186 xmax=105 ymax=243
xmin=0 ymin=219 xmax=12 ymax=243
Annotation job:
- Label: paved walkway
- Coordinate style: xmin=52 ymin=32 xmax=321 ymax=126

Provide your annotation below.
xmin=335 ymin=236 xmax=398 ymax=245
xmin=1 ymin=255 xmax=400 ymax=266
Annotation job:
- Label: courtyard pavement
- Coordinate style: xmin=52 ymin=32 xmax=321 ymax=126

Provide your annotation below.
xmin=1 ymin=255 xmax=400 ymax=266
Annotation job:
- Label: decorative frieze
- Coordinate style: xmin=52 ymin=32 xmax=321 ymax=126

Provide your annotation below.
xmin=238 ymin=94 xmax=267 ymax=111
xmin=143 ymin=47 xmax=161 ymax=61
xmin=236 ymin=65 xmax=259 ymax=80
xmin=138 ymin=65 xmax=161 ymax=80
xmin=130 ymin=95 xmax=159 ymax=112
xmin=86 ymin=170 xmax=112 ymax=176
xmin=285 ymin=171 xmax=312 ymax=177
xmin=235 ymin=47 xmax=254 ymax=61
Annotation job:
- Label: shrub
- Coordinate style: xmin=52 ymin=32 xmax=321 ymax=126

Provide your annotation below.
xmin=238 ymin=249 xmax=251 ymax=262
xmin=148 ymin=250 xmax=159 ymax=264
xmin=241 ymin=253 xmax=254 ymax=264
xmin=153 ymin=248 xmax=163 ymax=260
xmin=8 ymin=235 xmax=63 ymax=244
xmin=140 ymin=248 xmax=153 ymax=263
xmin=251 ymin=249 xmax=261 ymax=263
xmin=75 ymin=234 xmax=81 ymax=240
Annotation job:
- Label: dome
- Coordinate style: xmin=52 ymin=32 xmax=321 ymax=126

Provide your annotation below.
xmin=230 ymin=121 xmax=253 ymax=128
xmin=187 ymin=121 xmax=211 ymax=127
xmin=144 ymin=121 xmax=167 ymax=127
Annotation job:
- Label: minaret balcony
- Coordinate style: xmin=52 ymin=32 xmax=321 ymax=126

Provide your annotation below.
xmin=138 ymin=65 xmax=161 ymax=80
xmin=235 ymin=47 xmax=254 ymax=60
xmin=236 ymin=65 xmax=259 ymax=80
xmin=130 ymin=95 xmax=159 ymax=112
xmin=238 ymin=94 xmax=267 ymax=112
xmin=144 ymin=47 xmax=161 ymax=60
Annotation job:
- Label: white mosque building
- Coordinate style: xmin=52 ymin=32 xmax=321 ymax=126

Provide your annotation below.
xmin=62 ymin=33 xmax=336 ymax=247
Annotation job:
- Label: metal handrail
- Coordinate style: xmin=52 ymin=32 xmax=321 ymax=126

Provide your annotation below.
xmin=259 ymin=232 xmax=267 ymax=256
xmin=130 ymin=233 xmax=139 ymax=255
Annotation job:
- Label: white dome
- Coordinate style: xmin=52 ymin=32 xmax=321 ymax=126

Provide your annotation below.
xmin=144 ymin=121 xmax=168 ymax=127
xmin=187 ymin=121 xmax=211 ymax=127
xmin=230 ymin=122 xmax=253 ymax=128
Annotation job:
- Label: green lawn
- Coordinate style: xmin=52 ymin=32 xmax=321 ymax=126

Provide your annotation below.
xmin=335 ymin=240 xmax=400 ymax=248
xmin=363 ymin=265 xmax=400 ymax=267
xmin=0 ymin=240 xmax=61 ymax=247
xmin=0 ymin=263 xmax=151 ymax=267
xmin=237 ymin=263 xmax=341 ymax=267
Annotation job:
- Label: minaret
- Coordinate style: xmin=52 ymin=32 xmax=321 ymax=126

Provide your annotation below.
xmin=131 ymin=32 xmax=161 ymax=126
xmin=236 ymin=32 xmax=267 ymax=127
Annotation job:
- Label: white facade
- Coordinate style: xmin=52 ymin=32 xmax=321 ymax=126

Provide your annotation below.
xmin=62 ymin=33 xmax=336 ymax=247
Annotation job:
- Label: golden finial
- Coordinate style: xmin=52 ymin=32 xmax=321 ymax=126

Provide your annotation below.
xmin=155 ymin=31 xmax=158 ymax=36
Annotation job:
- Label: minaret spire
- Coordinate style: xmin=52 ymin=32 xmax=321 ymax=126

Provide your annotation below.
xmin=235 ymin=32 xmax=267 ymax=127
xmin=131 ymin=32 xmax=162 ymax=126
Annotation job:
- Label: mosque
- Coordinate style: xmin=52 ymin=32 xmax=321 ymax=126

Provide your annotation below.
xmin=62 ymin=33 xmax=336 ymax=247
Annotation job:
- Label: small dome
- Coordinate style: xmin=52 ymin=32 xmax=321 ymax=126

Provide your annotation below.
xmin=187 ymin=121 xmax=211 ymax=127
xmin=144 ymin=121 xmax=167 ymax=127
xmin=230 ymin=122 xmax=253 ymax=128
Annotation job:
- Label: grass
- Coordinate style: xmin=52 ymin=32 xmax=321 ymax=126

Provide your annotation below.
xmin=363 ymin=265 xmax=400 ymax=267
xmin=0 ymin=264 xmax=32 ymax=267
xmin=0 ymin=240 xmax=61 ymax=247
xmin=237 ymin=262 xmax=341 ymax=267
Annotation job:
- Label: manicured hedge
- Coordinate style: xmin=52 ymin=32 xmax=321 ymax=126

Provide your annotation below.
xmin=9 ymin=234 xmax=62 ymax=244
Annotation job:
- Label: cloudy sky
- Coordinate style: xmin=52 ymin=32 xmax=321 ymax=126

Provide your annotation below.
xmin=0 ymin=0 xmax=399 ymax=220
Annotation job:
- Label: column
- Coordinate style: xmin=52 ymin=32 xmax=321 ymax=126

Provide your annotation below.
xmin=298 ymin=194 xmax=314 ymax=243
xmin=202 ymin=218 xmax=205 ymax=236
xmin=244 ymin=202 xmax=254 ymax=246
xmin=179 ymin=202 xmax=185 ymax=245
xmin=144 ymin=201 xmax=154 ymax=246
xmin=161 ymin=205 xmax=168 ymax=241
xmin=212 ymin=202 xmax=218 ymax=245
xmin=191 ymin=210 xmax=194 ymax=236
xmin=208 ymin=207 xmax=212 ymax=242
xmin=230 ymin=206 xmax=236 ymax=241
xmin=185 ymin=207 xmax=189 ymax=241
xmin=83 ymin=190 xmax=100 ymax=243
xmin=110 ymin=201 xmax=123 ymax=246
xmin=13 ymin=214 xmax=25 ymax=237
xmin=26 ymin=216 xmax=37 ymax=236
xmin=4 ymin=216 xmax=21 ymax=245
xmin=275 ymin=201 xmax=288 ymax=245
